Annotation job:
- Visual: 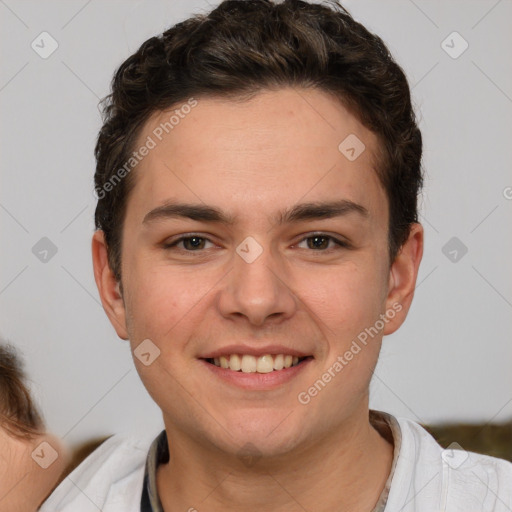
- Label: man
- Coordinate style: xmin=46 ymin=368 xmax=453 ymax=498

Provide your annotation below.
xmin=41 ymin=0 xmax=512 ymax=511
xmin=0 ymin=342 xmax=68 ymax=511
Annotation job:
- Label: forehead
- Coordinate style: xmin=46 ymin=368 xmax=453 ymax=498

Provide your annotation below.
xmin=126 ymin=87 xmax=387 ymax=226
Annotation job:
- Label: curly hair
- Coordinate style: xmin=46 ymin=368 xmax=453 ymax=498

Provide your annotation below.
xmin=0 ymin=343 xmax=43 ymax=439
xmin=94 ymin=0 xmax=423 ymax=282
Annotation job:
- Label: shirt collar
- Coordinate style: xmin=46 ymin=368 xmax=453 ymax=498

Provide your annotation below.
xmin=140 ymin=409 xmax=401 ymax=512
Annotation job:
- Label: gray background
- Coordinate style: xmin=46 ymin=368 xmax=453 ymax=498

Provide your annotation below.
xmin=1 ymin=0 xmax=511 ymax=446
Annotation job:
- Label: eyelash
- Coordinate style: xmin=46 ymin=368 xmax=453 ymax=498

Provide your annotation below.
xmin=162 ymin=233 xmax=350 ymax=253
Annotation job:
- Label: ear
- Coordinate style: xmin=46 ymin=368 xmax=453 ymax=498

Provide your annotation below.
xmin=383 ymin=223 xmax=424 ymax=335
xmin=91 ymin=230 xmax=129 ymax=340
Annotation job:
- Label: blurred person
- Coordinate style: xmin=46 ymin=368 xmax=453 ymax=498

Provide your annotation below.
xmin=0 ymin=342 xmax=68 ymax=511
xmin=42 ymin=1 xmax=512 ymax=511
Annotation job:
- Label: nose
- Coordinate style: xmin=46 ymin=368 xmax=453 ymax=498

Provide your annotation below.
xmin=217 ymin=243 xmax=297 ymax=327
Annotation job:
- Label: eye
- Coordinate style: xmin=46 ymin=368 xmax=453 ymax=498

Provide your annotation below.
xmin=296 ymin=233 xmax=349 ymax=251
xmin=163 ymin=233 xmax=349 ymax=253
xmin=164 ymin=235 xmax=214 ymax=251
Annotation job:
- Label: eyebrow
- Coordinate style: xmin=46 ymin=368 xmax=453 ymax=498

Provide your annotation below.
xmin=142 ymin=199 xmax=368 ymax=226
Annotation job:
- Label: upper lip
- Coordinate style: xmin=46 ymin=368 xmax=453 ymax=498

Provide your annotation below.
xmin=199 ymin=344 xmax=312 ymax=359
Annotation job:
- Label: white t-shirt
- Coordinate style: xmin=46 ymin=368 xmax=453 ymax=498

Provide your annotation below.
xmin=40 ymin=412 xmax=512 ymax=512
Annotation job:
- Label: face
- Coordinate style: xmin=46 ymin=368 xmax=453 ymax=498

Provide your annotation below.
xmin=0 ymin=429 xmax=67 ymax=511
xmin=93 ymin=87 xmax=422 ymax=459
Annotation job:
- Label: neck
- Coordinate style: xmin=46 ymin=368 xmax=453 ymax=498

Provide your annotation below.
xmin=156 ymin=408 xmax=394 ymax=512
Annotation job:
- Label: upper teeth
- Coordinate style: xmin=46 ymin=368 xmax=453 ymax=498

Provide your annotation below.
xmin=211 ymin=354 xmax=301 ymax=373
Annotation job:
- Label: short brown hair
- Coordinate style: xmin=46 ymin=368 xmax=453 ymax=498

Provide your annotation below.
xmin=94 ymin=0 xmax=423 ymax=282
xmin=0 ymin=343 xmax=43 ymax=439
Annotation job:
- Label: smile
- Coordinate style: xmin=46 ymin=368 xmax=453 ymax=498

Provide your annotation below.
xmin=205 ymin=354 xmax=310 ymax=373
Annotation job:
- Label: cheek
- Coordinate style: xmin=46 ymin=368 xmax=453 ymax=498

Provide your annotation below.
xmin=125 ymin=261 xmax=214 ymax=341
xmin=294 ymin=256 xmax=389 ymax=342
xmin=123 ymin=262 xmax=223 ymax=405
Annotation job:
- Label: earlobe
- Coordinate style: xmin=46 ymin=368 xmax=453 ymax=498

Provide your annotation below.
xmin=91 ymin=230 xmax=129 ymax=340
xmin=383 ymin=223 xmax=424 ymax=335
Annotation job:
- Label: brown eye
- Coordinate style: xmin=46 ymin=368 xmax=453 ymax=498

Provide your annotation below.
xmin=164 ymin=235 xmax=214 ymax=251
xmin=297 ymin=234 xmax=347 ymax=251
xmin=182 ymin=236 xmax=207 ymax=250
xmin=307 ymin=235 xmax=330 ymax=250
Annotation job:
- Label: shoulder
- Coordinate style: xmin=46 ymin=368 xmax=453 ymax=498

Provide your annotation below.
xmin=387 ymin=414 xmax=512 ymax=511
xmin=39 ymin=433 xmax=152 ymax=512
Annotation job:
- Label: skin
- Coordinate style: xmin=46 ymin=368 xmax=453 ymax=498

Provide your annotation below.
xmin=93 ymin=87 xmax=423 ymax=512
xmin=0 ymin=429 xmax=68 ymax=511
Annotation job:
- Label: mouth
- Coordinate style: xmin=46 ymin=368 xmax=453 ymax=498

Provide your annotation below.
xmin=202 ymin=354 xmax=313 ymax=373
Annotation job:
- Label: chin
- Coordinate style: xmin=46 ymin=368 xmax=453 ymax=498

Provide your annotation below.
xmin=209 ymin=411 xmax=308 ymax=459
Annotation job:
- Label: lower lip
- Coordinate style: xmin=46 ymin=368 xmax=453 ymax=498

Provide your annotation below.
xmin=200 ymin=358 xmax=313 ymax=390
